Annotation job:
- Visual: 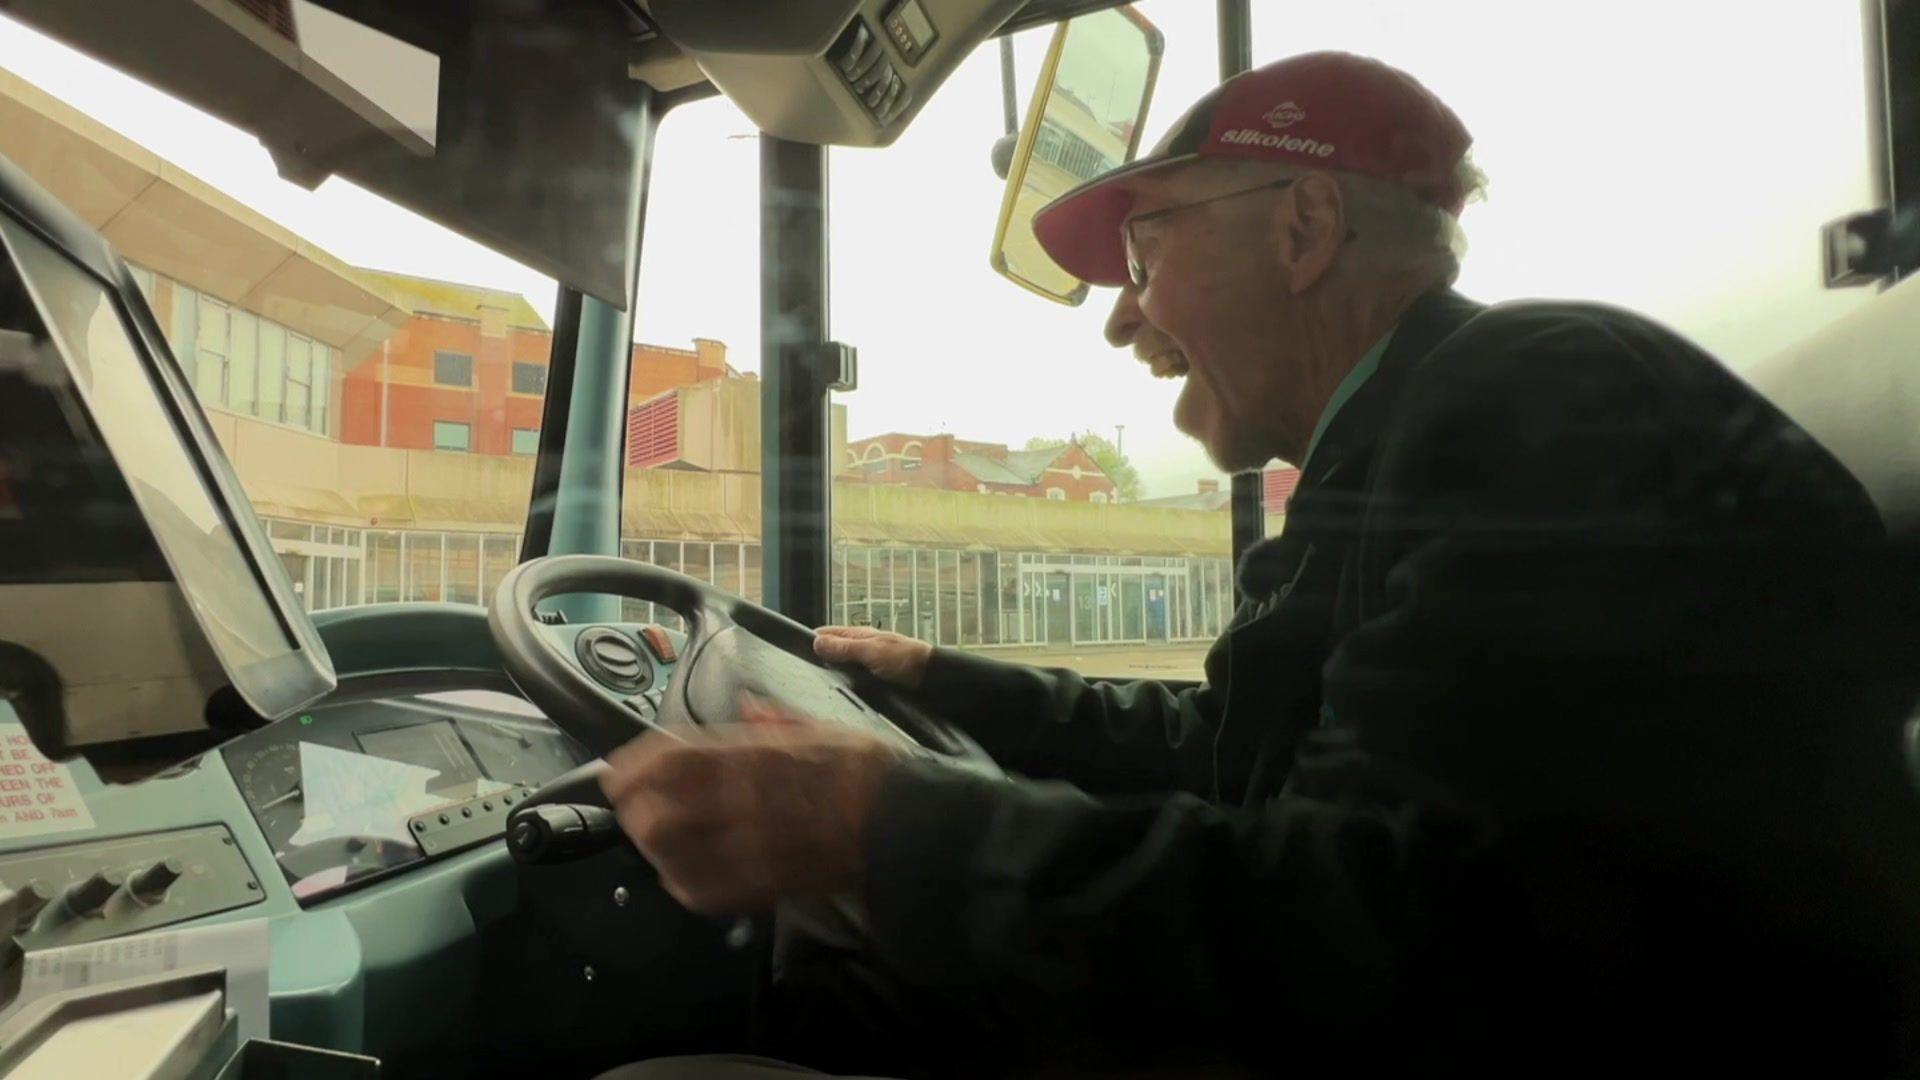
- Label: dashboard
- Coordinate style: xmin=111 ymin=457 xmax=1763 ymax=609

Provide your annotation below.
xmin=220 ymin=690 xmax=589 ymax=903
xmin=211 ymin=615 xmax=687 ymax=906
xmin=0 ymin=611 xmax=729 ymax=1073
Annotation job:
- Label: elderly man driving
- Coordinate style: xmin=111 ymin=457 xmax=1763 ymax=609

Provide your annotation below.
xmin=604 ymin=52 xmax=1920 ymax=1079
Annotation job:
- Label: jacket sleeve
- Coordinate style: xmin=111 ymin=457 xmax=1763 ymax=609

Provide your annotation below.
xmin=859 ymin=313 xmax=1893 ymax=1058
xmin=912 ymin=637 xmax=1231 ymax=798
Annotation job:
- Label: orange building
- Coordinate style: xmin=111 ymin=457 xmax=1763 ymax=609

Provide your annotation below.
xmin=845 ymin=433 xmax=1118 ymax=502
xmin=340 ymin=270 xmax=732 ymax=457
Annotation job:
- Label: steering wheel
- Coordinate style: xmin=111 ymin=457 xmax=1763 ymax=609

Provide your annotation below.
xmin=486 ymin=554 xmax=1000 ymax=945
xmin=487 ymin=554 xmax=996 ymax=763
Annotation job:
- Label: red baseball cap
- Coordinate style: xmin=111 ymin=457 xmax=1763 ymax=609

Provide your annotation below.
xmin=1032 ymin=51 xmax=1473 ymax=287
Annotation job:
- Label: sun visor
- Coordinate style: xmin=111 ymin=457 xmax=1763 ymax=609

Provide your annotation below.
xmin=1 ymin=0 xmax=652 ymax=308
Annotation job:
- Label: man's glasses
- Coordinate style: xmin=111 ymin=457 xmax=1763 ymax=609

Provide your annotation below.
xmin=1122 ymin=177 xmax=1298 ymax=288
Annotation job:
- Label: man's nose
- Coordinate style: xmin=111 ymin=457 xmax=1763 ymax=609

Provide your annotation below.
xmin=1105 ymin=286 xmax=1145 ymax=349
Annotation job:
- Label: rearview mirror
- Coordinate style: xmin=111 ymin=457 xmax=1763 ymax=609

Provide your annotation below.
xmin=990 ymin=7 xmax=1164 ymax=306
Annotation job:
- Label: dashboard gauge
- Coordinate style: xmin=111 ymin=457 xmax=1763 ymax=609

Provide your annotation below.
xmin=235 ymin=742 xmax=304 ymax=851
xmin=463 ymin=721 xmax=577 ymax=788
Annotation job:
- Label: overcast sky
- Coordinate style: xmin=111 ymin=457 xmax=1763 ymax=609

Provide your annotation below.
xmin=0 ymin=1 xmax=1877 ymax=500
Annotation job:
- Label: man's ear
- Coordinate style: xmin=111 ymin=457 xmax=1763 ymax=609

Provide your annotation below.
xmin=1274 ymin=173 xmax=1345 ymax=295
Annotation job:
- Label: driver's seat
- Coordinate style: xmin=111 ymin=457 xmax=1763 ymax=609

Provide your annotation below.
xmin=1744 ymin=273 xmax=1920 ymax=785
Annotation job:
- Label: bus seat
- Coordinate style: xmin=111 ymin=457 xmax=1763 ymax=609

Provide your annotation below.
xmin=1745 ymin=275 xmax=1920 ymax=789
xmin=1743 ymin=275 xmax=1920 ymax=540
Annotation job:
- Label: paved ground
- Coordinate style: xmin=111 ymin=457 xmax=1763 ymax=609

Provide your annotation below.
xmin=956 ymin=641 xmax=1211 ymax=679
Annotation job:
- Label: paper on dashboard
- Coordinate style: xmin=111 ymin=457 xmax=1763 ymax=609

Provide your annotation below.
xmin=287 ymin=742 xmax=447 ymax=848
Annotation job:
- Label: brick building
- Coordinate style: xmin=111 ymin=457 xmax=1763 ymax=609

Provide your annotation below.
xmin=1133 ymin=468 xmax=1303 ymax=511
xmin=340 ymin=269 xmax=733 ymax=457
xmin=845 ymin=433 xmax=1118 ymax=502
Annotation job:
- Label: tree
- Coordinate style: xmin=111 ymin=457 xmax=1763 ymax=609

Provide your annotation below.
xmin=1025 ymin=433 xmax=1143 ymax=502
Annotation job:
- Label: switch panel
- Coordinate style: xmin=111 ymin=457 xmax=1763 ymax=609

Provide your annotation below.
xmin=408 ymin=784 xmax=537 ymax=857
xmin=0 ymin=825 xmax=263 ymax=949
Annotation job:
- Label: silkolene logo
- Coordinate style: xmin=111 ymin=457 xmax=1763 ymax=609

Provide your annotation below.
xmin=1219 ymin=128 xmax=1337 ymax=157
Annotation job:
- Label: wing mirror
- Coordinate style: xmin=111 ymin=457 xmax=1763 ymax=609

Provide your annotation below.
xmin=989 ymin=6 xmax=1164 ymax=306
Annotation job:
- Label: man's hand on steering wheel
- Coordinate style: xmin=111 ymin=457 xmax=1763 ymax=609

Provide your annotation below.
xmin=597 ymin=697 xmax=910 ymax=915
xmin=813 ymin=626 xmax=933 ymax=689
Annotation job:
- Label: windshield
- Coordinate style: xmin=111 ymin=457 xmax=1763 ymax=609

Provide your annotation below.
xmin=0 ymin=13 xmax=558 ymax=615
xmin=616 ymin=95 xmax=767 ymax=632
xmin=823 ymin=1 xmax=1232 ymax=679
xmin=623 ymin=21 xmax=1236 ymax=671
xmin=0 ymin=1 xmax=1879 ymax=677
xmin=1253 ymin=1 xmax=1877 ymax=361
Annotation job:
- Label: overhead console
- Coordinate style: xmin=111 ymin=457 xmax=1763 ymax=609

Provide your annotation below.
xmin=648 ymin=0 xmax=1029 ymax=146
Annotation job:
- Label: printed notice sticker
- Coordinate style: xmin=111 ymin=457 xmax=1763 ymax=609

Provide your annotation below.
xmin=0 ymin=722 xmax=96 ymax=838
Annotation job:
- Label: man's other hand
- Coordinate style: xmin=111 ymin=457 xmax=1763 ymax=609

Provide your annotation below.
xmin=813 ymin=626 xmax=933 ymax=688
xmin=597 ymin=698 xmax=907 ymax=914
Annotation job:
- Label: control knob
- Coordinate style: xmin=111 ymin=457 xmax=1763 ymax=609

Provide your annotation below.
xmin=128 ymin=859 xmax=184 ymax=905
xmin=61 ymin=870 xmax=124 ymax=919
xmin=3 ymin=881 xmax=53 ymax=926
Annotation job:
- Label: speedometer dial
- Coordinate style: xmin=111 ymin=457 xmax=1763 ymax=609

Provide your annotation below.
xmin=236 ymin=742 xmax=304 ymax=852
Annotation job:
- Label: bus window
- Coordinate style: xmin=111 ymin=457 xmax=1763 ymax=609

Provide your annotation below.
xmin=830 ymin=0 xmax=1231 ymax=680
xmin=1252 ymin=1 xmax=1875 ymax=369
xmin=0 ymin=15 xmax=558 ymax=615
xmin=622 ymin=96 xmax=767 ymax=632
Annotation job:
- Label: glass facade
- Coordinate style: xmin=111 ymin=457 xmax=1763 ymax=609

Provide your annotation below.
xmin=829 ymin=546 xmax=1230 ymax=647
xmin=265 ymin=520 xmax=1233 ymax=656
xmin=158 ymin=268 xmax=334 ymax=437
xmin=265 ymin=519 xmax=524 ymax=613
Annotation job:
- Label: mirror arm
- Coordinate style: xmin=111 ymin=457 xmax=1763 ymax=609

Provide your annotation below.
xmin=998 ymin=36 xmax=1019 ymax=137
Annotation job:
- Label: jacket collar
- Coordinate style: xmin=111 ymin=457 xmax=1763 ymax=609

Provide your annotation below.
xmin=1296 ymin=287 xmax=1486 ymax=492
xmin=1234 ymin=288 xmax=1485 ymax=600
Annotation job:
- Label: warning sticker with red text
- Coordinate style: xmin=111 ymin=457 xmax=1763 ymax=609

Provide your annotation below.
xmin=0 ymin=723 xmax=95 ymax=838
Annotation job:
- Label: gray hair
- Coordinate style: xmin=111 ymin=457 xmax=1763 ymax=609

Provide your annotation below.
xmin=1196 ymin=153 xmax=1488 ymax=287
xmin=1325 ymin=152 xmax=1486 ymax=287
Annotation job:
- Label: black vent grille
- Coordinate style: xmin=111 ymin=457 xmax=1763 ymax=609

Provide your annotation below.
xmin=229 ymin=0 xmax=297 ymax=42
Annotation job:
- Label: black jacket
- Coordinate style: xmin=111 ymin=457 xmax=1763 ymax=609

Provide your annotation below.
xmin=858 ymin=290 xmax=1920 ymax=1076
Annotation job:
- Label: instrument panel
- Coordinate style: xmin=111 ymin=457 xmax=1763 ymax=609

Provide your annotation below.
xmin=220 ymin=690 xmax=588 ymax=903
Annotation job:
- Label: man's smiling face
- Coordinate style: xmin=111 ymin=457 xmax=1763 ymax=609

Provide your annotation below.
xmin=1103 ymin=168 xmax=1313 ymax=473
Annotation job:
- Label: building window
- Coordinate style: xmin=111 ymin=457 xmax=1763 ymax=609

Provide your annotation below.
xmin=434 ymin=421 xmax=471 ymax=452
xmin=310 ymin=344 xmax=331 ymax=436
xmin=1046 ymin=488 xmax=1066 ymax=501
xmin=194 ymin=294 xmax=230 ymax=406
xmin=434 ymin=350 xmax=474 ymax=387
xmin=1090 ymin=491 xmax=1109 ymax=505
xmin=285 ymin=334 xmax=313 ymax=429
xmin=511 ymin=361 xmax=547 ymax=395
xmin=227 ymin=309 xmax=259 ymax=417
xmin=168 ymin=281 xmax=199 ymax=373
xmin=512 ymin=428 xmax=540 ymax=456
